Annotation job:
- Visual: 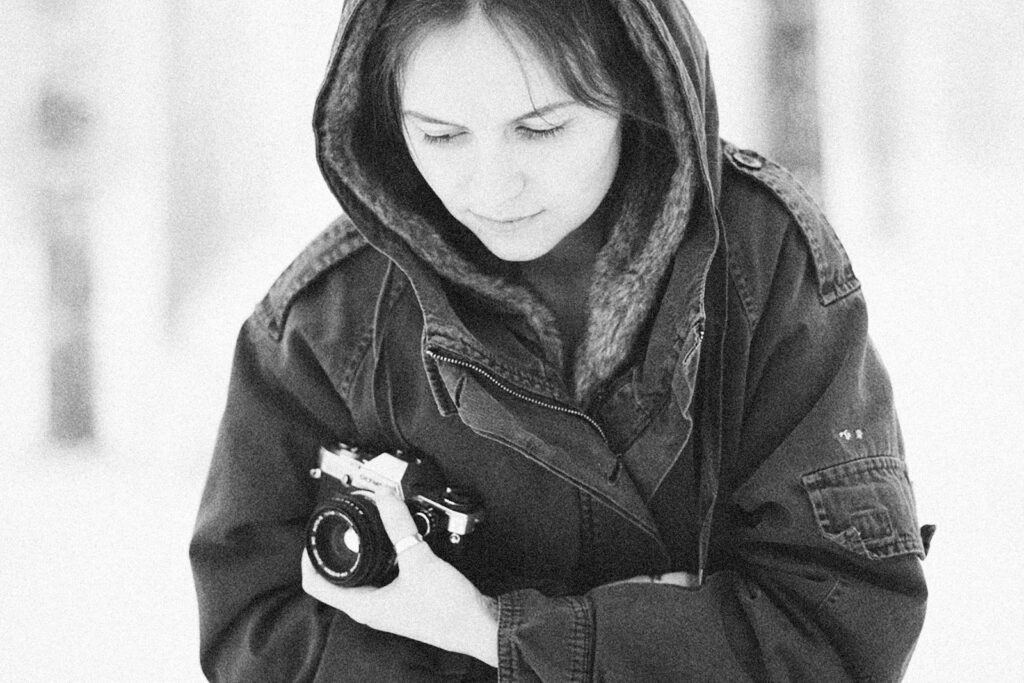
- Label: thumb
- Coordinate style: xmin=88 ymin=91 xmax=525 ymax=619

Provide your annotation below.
xmin=372 ymin=491 xmax=420 ymax=546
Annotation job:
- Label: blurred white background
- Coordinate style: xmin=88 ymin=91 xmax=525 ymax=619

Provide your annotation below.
xmin=2 ymin=1 xmax=1022 ymax=680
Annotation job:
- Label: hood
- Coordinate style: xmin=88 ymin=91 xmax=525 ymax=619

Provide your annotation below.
xmin=313 ymin=0 xmax=723 ymax=406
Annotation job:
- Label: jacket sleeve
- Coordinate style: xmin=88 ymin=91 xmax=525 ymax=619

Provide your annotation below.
xmin=494 ymin=226 xmax=930 ymax=681
xmin=189 ymin=316 xmax=485 ymax=682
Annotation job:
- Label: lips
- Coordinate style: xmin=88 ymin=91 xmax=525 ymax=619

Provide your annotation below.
xmin=472 ymin=210 xmax=543 ymax=225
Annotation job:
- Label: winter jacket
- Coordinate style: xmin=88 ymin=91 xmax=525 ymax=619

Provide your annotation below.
xmin=190 ymin=1 xmax=931 ymax=680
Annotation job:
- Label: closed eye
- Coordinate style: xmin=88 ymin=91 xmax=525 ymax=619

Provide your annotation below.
xmin=418 ymin=124 xmax=565 ymax=145
xmin=517 ymin=124 xmax=565 ymax=141
xmin=422 ymin=131 xmax=465 ymax=145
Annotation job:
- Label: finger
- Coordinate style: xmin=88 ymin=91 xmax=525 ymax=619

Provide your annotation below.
xmin=604 ymin=574 xmax=662 ymax=586
xmin=300 ymin=549 xmax=330 ymax=592
xmin=601 ymin=571 xmax=701 ymax=589
xmin=655 ymin=572 xmax=700 ymax=588
xmin=301 ymin=550 xmax=380 ymax=621
xmin=300 ymin=551 xmax=333 ymax=602
xmin=300 ymin=549 xmax=314 ymax=582
xmin=301 ymin=551 xmax=336 ymax=601
xmin=372 ymin=491 xmax=420 ymax=545
xmin=372 ymin=493 xmax=438 ymax=572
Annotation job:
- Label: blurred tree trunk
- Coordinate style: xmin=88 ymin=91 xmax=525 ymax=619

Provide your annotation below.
xmin=9 ymin=1 xmax=175 ymax=453
xmin=765 ymin=0 xmax=822 ymax=200
xmin=34 ymin=3 xmax=97 ymax=444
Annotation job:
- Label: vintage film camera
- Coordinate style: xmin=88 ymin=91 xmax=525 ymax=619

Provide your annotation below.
xmin=305 ymin=444 xmax=483 ymax=587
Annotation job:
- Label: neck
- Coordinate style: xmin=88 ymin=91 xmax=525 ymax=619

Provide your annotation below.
xmin=519 ymin=214 xmax=606 ymax=280
xmin=514 ymin=209 xmax=609 ymax=375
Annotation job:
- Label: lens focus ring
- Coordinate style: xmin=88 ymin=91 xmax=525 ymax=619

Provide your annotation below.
xmin=305 ymin=495 xmax=395 ymax=587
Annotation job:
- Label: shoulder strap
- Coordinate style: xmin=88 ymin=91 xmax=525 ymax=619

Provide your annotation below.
xmin=722 ymin=142 xmax=860 ymax=306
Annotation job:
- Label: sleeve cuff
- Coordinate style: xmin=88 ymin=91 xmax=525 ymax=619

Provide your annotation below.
xmin=496 ymin=589 xmax=594 ymax=682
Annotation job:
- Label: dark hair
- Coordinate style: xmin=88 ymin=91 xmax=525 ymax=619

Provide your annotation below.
xmin=355 ymin=0 xmax=671 ymax=215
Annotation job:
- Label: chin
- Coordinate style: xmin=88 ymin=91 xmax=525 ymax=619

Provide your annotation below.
xmin=482 ymin=243 xmax=551 ymax=262
xmin=469 ymin=227 xmax=557 ymax=263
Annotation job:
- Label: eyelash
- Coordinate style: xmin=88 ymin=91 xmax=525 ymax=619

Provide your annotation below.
xmin=421 ymin=125 xmax=566 ymax=145
xmin=520 ymin=125 xmax=565 ymax=141
xmin=421 ymin=133 xmax=461 ymax=145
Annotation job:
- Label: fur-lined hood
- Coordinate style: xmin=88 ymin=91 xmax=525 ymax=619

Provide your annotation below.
xmin=313 ymin=0 xmax=723 ymax=406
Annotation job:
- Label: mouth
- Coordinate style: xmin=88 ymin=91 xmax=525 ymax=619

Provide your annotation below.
xmin=471 ymin=210 xmax=543 ymax=226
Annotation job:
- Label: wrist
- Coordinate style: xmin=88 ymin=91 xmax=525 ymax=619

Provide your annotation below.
xmin=463 ymin=593 xmax=499 ymax=667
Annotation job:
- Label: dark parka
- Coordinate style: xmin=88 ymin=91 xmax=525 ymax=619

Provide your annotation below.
xmin=190 ymin=1 xmax=931 ymax=680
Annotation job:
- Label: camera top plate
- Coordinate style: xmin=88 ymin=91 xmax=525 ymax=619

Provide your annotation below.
xmin=317 ymin=445 xmax=406 ymax=499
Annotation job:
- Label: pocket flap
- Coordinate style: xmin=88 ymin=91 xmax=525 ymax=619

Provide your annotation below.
xmin=802 ymin=456 xmax=925 ymax=560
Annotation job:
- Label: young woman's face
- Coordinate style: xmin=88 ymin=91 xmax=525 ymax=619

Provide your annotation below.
xmin=400 ymin=10 xmax=622 ymax=262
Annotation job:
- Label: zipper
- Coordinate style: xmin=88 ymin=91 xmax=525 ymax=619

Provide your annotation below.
xmin=426 ymin=348 xmax=609 ymax=445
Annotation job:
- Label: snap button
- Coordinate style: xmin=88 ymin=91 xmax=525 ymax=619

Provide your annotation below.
xmin=731 ymin=149 xmax=764 ymax=170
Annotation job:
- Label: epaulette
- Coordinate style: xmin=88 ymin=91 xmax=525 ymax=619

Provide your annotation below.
xmin=255 ymin=213 xmax=369 ymax=340
xmin=723 ymin=142 xmax=860 ymax=306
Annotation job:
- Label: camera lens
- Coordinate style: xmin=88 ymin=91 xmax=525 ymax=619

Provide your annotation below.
xmin=305 ymin=494 xmax=396 ymax=587
xmin=320 ymin=513 xmax=361 ymax=571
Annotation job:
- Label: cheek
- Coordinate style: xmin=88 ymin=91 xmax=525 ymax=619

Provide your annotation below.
xmin=408 ymin=148 xmax=462 ymax=202
xmin=583 ymin=125 xmax=622 ymax=177
xmin=546 ymin=133 xmax=620 ymax=202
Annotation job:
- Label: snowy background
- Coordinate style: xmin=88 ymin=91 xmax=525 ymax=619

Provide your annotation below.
xmin=2 ymin=1 xmax=1022 ymax=680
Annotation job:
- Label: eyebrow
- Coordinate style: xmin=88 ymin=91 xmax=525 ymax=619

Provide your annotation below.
xmin=402 ymin=100 xmax=577 ymax=127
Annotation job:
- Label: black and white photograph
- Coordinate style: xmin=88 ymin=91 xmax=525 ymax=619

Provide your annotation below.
xmin=2 ymin=1 xmax=1022 ymax=680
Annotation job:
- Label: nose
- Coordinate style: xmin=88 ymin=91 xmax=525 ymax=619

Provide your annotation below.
xmin=466 ymin=143 xmax=525 ymax=210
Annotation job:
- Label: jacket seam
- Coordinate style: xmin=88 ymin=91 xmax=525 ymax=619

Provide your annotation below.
xmin=255 ymin=215 xmax=369 ymax=341
xmin=373 ymin=270 xmax=416 ymax=449
xmin=496 ymin=593 xmax=522 ymax=682
xmin=248 ymin=310 xmax=282 ymax=346
xmin=337 ymin=267 xmax=411 ymax=434
xmin=814 ymin=574 xmax=846 ymax=620
xmin=336 ymin=323 xmax=375 ymax=402
xmin=724 ymin=263 xmax=756 ymax=330
xmin=570 ymin=596 xmax=595 ymax=682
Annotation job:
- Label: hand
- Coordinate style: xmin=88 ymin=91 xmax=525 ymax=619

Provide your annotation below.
xmin=604 ymin=571 xmax=700 ymax=589
xmin=300 ymin=491 xmax=499 ymax=667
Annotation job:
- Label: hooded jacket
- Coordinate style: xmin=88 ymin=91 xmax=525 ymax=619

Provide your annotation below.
xmin=190 ymin=1 xmax=932 ymax=680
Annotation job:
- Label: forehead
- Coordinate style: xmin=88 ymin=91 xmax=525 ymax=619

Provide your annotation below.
xmin=400 ymin=12 xmax=569 ymax=120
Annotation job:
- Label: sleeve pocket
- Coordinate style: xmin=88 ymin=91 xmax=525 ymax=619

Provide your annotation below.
xmin=802 ymin=456 xmax=925 ymax=560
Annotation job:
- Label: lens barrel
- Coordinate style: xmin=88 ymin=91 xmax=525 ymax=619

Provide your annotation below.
xmin=305 ymin=494 xmax=396 ymax=587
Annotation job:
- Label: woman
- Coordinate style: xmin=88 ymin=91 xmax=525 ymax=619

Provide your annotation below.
xmin=190 ymin=0 xmax=931 ymax=680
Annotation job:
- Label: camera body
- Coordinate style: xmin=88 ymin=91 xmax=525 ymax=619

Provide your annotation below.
xmin=305 ymin=443 xmax=483 ymax=587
